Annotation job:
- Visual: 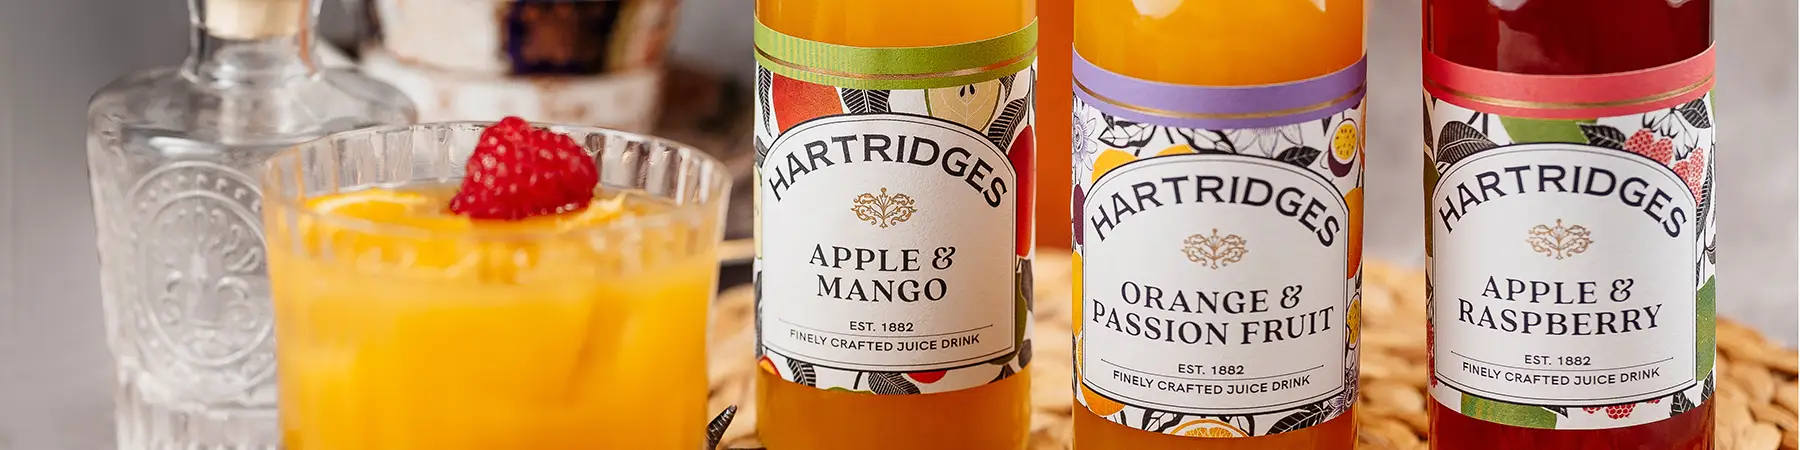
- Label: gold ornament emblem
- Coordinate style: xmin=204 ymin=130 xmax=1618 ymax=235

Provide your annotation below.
xmin=1182 ymin=229 xmax=1248 ymax=270
xmin=851 ymin=188 xmax=918 ymax=229
xmin=1527 ymin=219 xmax=1593 ymax=260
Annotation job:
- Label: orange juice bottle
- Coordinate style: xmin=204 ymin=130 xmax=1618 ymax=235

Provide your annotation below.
xmin=1071 ymin=0 xmax=1364 ymax=448
xmin=1037 ymin=0 xmax=1073 ymax=249
xmin=752 ymin=1 xmax=1037 ymax=449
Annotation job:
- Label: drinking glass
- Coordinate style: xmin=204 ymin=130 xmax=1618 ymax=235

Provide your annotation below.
xmin=262 ymin=122 xmax=730 ymax=450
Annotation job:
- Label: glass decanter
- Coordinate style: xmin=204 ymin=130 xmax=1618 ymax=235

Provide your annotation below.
xmin=84 ymin=0 xmax=416 ymax=447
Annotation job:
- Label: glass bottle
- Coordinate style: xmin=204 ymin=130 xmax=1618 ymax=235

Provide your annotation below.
xmin=1072 ymin=0 xmax=1364 ymax=448
xmin=1424 ymin=0 xmax=1715 ymax=448
xmin=752 ymin=1 xmax=1037 ymax=449
xmin=1038 ymin=0 xmax=1072 ymax=250
xmin=84 ymin=0 xmax=415 ymax=447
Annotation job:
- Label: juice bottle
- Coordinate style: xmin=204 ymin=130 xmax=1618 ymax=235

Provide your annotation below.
xmin=1423 ymin=1 xmax=1716 ymax=449
xmin=752 ymin=2 xmax=1037 ymax=449
xmin=1071 ymin=0 xmax=1364 ymax=448
xmin=1039 ymin=0 xmax=1074 ymax=249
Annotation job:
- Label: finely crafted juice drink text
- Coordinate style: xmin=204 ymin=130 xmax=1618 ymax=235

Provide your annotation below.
xmin=1424 ymin=1 xmax=1716 ymax=448
xmin=1071 ymin=0 xmax=1364 ymax=448
xmin=753 ymin=1 xmax=1038 ymax=449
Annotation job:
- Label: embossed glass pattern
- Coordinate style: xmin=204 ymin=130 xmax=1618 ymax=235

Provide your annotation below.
xmin=84 ymin=0 xmax=415 ymax=447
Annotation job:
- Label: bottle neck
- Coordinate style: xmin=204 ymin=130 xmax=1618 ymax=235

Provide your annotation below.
xmin=181 ymin=0 xmax=322 ymax=87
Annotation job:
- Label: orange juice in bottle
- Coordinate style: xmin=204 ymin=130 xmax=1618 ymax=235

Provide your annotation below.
xmin=1038 ymin=0 xmax=1073 ymax=249
xmin=1072 ymin=0 xmax=1364 ymax=448
xmin=753 ymin=1 xmax=1037 ymax=449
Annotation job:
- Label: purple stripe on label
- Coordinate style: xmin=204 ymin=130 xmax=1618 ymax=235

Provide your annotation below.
xmin=1074 ymin=50 xmax=1367 ymax=129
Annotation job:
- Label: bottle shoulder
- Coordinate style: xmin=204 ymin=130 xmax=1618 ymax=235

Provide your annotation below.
xmin=317 ymin=68 xmax=419 ymax=122
xmin=88 ymin=66 xmax=417 ymax=146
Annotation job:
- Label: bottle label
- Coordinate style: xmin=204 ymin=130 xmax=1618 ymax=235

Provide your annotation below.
xmin=1071 ymin=52 xmax=1365 ymax=437
xmin=751 ymin=20 xmax=1038 ymax=394
xmin=1424 ymin=47 xmax=1717 ymax=430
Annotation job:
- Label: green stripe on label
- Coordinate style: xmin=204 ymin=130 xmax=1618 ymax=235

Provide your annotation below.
xmin=753 ymin=18 xmax=1037 ymax=90
xmin=1696 ymin=276 xmax=1716 ymax=381
xmin=1497 ymin=117 xmax=1596 ymax=144
xmin=1461 ymin=394 xmax=1559 ymax=429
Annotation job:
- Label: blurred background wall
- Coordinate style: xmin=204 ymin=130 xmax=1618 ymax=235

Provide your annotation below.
xmin=0 ymin=0 xmax=1791 ymax=449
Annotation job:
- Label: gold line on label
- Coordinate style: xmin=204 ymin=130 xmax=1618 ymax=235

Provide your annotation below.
xmin=753 ymin=46 xmax=1037 ymax=82
xmin=1075 ymin=78 xmax=1366 ymax=121
xmin=1424 ymin=74 xmax=1715 ymax=111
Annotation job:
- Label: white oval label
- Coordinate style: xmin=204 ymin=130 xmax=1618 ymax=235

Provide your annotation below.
xmin=1081 ymin=155 xmax=1350 ymax=415
xmin=1431 ymin=144 xmax=1699 ymax=407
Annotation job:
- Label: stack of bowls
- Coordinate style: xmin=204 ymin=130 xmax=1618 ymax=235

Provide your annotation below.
xmin=356 ymin=0 xmax=678 ymax=132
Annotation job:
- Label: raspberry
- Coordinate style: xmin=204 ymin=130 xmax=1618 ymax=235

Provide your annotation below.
xmin=1650 ymin=140 xmax=1674 ymax=163
xmin=1622 ymin=129 xmax=1673 ymax=164
xmin=1647 ymin=398 xmax=1661 ymax=404
xmin=449 ymin=116 xmax=599 ymax=220
xmin=1605 ymin=403 xmax=1636 ymax=419
xmin=1583 ymin=407 xmax=1602 ymax=414
xmin=1671 ymin=147 xmax=1707 ymax=204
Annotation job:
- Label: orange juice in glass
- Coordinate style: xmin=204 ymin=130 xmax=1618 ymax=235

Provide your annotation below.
xmin=264 ymin=120 xmax=731 ymax=450
xmin=1073 ymin=0 xmax=1364 ymax=449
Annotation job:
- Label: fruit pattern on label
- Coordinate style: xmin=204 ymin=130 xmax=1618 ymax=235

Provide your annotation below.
xmin=1071 ymin=94 xmax=1366 ymax=438
xmin=752 ymin=63 xmax=1036 ymax=395
xmin=1424 ymin=92 xmax=1718 ymax=430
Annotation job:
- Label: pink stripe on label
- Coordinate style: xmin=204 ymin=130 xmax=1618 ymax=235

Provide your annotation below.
xmin=1424 ymin=46 xmax=1715 ymax=120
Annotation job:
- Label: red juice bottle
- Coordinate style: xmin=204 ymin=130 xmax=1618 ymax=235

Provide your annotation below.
xmin=1423 ymin=1 xmax=1715 ymax=449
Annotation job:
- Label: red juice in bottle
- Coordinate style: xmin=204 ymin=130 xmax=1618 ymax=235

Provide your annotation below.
xmin=1423 ymin=1 xmax=1715 ymax=449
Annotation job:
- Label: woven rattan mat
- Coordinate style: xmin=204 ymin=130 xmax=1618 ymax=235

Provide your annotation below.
xmin=705 ymin=252 xmax=1799 ymax=450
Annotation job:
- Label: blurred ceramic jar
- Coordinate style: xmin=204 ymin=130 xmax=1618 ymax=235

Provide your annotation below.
xmin=353 ymin=0 xmax=677 ymax=132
